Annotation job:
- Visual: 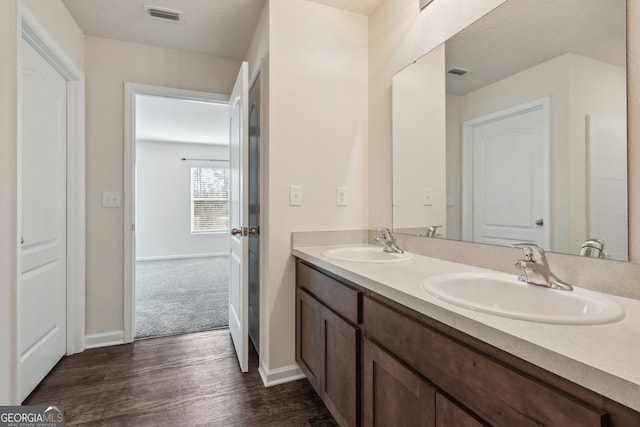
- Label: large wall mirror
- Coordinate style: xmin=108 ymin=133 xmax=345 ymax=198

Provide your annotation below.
xmin=392 ymin=0 xmax=628 ymax=261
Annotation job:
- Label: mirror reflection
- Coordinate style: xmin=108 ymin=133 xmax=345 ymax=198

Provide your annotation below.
xmin=392 ymin=0 xmax=627 ymax=261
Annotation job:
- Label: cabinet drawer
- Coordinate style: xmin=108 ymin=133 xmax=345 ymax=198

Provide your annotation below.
xmin=296 ymin=260 xmax=361 ymax=324
xmin=363 ymin=296 xmax=608 ymax=427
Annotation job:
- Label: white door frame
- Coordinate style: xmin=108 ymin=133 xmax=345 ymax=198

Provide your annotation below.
xmin=16 ymin=7 xmax=86 ymax=398
xmin=123 ymin=83 xmax=229 ymax=342
xmin=461 ymin=97 xmax=550 ymax=247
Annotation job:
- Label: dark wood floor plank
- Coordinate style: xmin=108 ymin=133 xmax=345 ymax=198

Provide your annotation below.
xmin=25 ymin=329 xmax=337 ymax=426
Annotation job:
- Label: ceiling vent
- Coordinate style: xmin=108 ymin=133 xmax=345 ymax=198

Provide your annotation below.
xmin=144 ymin=5 xmax=183 ymax=22
xmin=447 ymin=67 xmax=470 ymax=76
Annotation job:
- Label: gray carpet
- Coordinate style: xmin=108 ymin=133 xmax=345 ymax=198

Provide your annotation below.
xmin=135 ymin=256 xmax=229 ymax=338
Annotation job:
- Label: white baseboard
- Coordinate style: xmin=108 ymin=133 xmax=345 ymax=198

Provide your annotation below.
xmin=136 ymin=253 xmax=228 ymax=262
xmin=258 ymin=361 xmax=306 ymax=387
xmin=85 ymin=330 xmax=125 ymax=349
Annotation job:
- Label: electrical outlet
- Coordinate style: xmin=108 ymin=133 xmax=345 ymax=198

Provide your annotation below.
xmin=290 ymin=186 xmax=303 ymax=206
xmin=423 ymin=188 xmax=433 ymax=206
xmin=336 ymin=186 xmax=348 ymax=206
xmin=102 ymin=191 xmax=121 ymax=208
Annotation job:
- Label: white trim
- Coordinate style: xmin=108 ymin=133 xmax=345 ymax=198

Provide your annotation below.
xmin=136 ymin=252 xmax=228 ymax=262
xmin=258 ymin=361 xmax=305 ymax=387
xmin=124 ymin=83 xmax=230 ymax=344
xmin=16 ymin=6 xmax=86 ymax=400
xmin=85 ymin=331 xmax=126 ymax=349
xmin=461 ymin=97 xmax=550 ymax=248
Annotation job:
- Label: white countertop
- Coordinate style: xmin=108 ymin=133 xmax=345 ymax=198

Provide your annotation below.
xmin=292 ymin=244 xmax=640 ymax=412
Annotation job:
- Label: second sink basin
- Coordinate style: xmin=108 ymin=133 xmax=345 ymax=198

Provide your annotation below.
xmin=323 ymin=245 xmax=414 ymax=263
xmin=422 ymin=272 xmax=625 ymax=325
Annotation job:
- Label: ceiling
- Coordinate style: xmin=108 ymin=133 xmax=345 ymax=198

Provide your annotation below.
xmin=135 ymin=95 xmax=229 ymax=144
xmin=62 ymin=0 xmax=384 ymax=60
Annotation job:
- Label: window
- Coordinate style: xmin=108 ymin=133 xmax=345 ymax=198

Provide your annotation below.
xmin=191 ymin=167 xmax=230 ymax=233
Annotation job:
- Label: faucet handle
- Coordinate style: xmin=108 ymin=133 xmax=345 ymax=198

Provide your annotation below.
xmin=512 ymin=243 xmax=545 ymax=263
xmin=377 ymin=227 xmax=393 ymax=239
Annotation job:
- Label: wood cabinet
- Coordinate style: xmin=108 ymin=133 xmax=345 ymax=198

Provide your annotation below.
xmin=295 ymin=258 xmax=640 ymax=427
xmin=296 ymin=261 xmax=361 ymax=427
xmin=362 ymin=336 xmax=436 ymax=427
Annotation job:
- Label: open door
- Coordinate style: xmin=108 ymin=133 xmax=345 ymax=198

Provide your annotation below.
xmin=229 ymin=62 xmax=249 ymax=372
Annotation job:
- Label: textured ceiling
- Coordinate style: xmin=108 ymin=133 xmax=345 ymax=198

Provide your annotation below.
xmin=63 ymin=0 xmax=382 ymax=60
xmin=445 ymin=0 xmax=626 ymax=95
xmin=62 ymin=0 xmax=266 ymax=59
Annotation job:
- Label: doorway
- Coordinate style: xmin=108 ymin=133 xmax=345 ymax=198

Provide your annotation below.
xmin=124 ymin=86 xmax=232 ymax=340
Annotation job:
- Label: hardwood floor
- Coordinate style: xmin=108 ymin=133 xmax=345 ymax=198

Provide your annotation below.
xmin=24 ymin=329 xmax=337 ymax=426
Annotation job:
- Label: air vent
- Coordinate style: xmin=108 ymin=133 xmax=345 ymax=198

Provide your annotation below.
xmin=144 ymin=5 xmax=183 ymax=22
xmin=447 ymin=67 xmax=470 ymax=76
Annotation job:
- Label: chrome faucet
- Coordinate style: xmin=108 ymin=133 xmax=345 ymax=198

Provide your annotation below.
xmin=424 ymin=225 xmax=442 ymax=238
xmin=374 ymin=227 xmax=404 ymax=254
xmin=513 ymin=244 xmax=573 ymax=291
xmin=580 ymin=238 xmax=605 ymax=258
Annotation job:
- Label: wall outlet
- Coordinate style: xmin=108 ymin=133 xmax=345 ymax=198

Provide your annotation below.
xmin=290 ymin=186 xmax=303 ymax=206
xmin=102 ymin=191 xmax=121 ymax=208
xmin=336 ymin=186 xmax=348 ymax=206
xmin=423 ymin=188 xmax=433 ymax=206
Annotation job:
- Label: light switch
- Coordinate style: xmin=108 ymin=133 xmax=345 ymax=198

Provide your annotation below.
xmin=336 ymin=187 xmax=348 ymax=206
xmin=103 ymin=191 xmax=121 ymax=208
xmin=447 ymin=194 xmax=455 ymax=206
xmin=290 ymin=186 xmax=303 ymax=206
xmin=423 ymin=188 xmax=433 ymax=206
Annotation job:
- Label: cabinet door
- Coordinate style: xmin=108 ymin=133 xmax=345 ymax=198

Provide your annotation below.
xmin=436 ymin=392 xmax=488 ymax=427
xmin=363 ymin=337 xmax=436 ymax=427
xmin=296 ymin=289 xmax=321 ymax=393
xmin=321 ymin=305 xmax=359 ymax=427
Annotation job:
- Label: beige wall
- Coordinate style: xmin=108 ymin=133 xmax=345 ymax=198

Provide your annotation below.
xmin=0 ymin=0 xmax=84 ymax=404
xmin=84 ymin=36 xmax=241 ymax=337
xmin=266 ymin=0 xmax=368 ymax=372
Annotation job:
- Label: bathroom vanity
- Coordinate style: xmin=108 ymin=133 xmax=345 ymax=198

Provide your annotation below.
xmin=293 ymin=240 xmax=640 ymax=426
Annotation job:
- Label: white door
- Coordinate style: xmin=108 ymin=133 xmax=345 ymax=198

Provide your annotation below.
xmin=463 ymin=100 xmax=549 ymax=248
xmin=229 ymin=62 xmax=249 ymax=372
xmin=20 ymin=38 xmax=68 ymax=401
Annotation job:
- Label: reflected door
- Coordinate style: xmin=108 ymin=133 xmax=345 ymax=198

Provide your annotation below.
xmin=463 ymin=100 xmax=549 ymax=248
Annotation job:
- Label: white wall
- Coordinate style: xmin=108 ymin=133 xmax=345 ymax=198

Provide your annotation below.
xmin=136 ymin=141 xmax=229 ymax=260
xmin=265 ymin=0 xmax=368 ymax=373
xmin=84 ymin=36 xmax=240 ymax=338
xmin=0 ymin=0 xmax=84 ymax=404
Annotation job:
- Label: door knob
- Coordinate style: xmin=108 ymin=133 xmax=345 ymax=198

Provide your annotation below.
xmin=231 ymin=228 xmax=243 ymax=236
xmin=248 ymin=227 xmax=259 ymax=236
xmin=535 ymin=218 xmax=544 ymax=226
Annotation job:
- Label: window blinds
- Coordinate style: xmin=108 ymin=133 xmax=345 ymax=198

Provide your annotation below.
xmin=191 ymin=167 xmax=230 ymax=232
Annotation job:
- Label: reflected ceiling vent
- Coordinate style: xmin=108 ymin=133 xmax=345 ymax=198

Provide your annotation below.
xmin=144 ymin=5 xmax=183 ymax=22
xmin=447 ymin=67 xmax=470 ymax=76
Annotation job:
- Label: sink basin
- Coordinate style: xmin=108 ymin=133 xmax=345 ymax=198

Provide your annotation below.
xmin=323 ymin=246 xmax=414 ymax=263
xmin=422 ymin=272 xmax=625 ymax=325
